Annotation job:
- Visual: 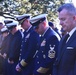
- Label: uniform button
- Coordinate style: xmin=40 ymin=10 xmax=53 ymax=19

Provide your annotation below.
xmin=36 ymin=56 xmax=38 ymax=58
xmin=20 ymin=49 xmax=22 ymax=51
xmin=42 ymin=51 xmax=44 ymax=53
xmin=25 ymin=41 xmax=26 ymax=42
xmin=43 ymin=55 xmax=46 ymax=58
xmin=19 ymin=57 xmax=21 ymax=61
xmin=37 ymin=62 xmax=39 ymax=64
xmin=21 ymin=45 xmax=23 ymax=47
xmin=20 ymin=53 xmax=21 ymax=55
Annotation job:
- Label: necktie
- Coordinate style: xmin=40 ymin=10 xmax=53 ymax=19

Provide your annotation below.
xmin=63 ymin=34 xmax=69 ymax=44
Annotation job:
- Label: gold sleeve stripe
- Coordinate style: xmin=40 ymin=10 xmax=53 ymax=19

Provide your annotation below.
xmin=37 ymin=67 xmax=49 ymax=73
xmin=20 ymin=59 xmax=27 ymax=67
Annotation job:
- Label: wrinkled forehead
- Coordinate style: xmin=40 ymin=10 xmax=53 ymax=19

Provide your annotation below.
xmin=59 ymin=8 xmax=75 ymax=17
xmin=58 ymin=9 xmax=70 ymax=18
xmin=59 ymin=9 xmax=68 ymax=15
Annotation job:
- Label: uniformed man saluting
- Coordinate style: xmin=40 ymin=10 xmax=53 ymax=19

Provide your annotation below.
xmin=30 ymin=14 xmax=60 ymax=75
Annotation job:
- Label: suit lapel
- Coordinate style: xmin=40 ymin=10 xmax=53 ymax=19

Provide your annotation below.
xmin=57 ymin=36 xmax=66 ymax=62
xmin=66 ymin=30 xmax=76 ymax=45
xmin=58 ymin=30 xmax=76 ymax=64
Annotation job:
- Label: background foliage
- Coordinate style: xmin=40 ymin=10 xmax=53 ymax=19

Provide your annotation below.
xmin=0 ymin=0 xmax=66 ymax=27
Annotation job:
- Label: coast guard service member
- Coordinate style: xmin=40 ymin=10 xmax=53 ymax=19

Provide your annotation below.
xmin=30 ymin=14 xmax=60 ymax=75
xmin=0 ymin=26 xmax=9 ymax=57
xmin=0 ymin=19 xmax=14 ymax=75
xmin=0 ymin=18 xmax=5 ymax=74
xmin=15 ymin=14 xmax=39 ymax=75
xmin=0 ymin=18 xmax=5 ymax=49
xmin=0 ymin=26 xmax=9 ymax=74
xmin=5 ymin=19 xmax=22 ymax=75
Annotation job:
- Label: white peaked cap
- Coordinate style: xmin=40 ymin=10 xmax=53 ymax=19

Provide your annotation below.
xmin=15 ymin=14 xmax=31 ymax=21
xmin=0 ymin=16 xmax=5 ymax=25
xmin=1 ymin=26 xmax=8 ymax=32
xmin=5 ymin=19 xmax=19 ymax=28
xmin=30 ymin=14 xmax=48 ymax=23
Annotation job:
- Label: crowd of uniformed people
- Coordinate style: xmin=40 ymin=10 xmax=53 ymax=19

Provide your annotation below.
xmin=0 ymin=2 xmax=76 ymax=75
xmin=0 ymin=13 xmax=61 ymax=75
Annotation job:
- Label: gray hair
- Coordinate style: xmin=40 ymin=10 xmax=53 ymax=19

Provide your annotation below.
xmin=58 ymin=3 xmax=76 ymax=15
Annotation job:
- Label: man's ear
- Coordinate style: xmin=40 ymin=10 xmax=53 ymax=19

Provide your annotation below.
xmin=43 ymin=21 xmax=46 ymax=27
xmin=26 ymin=19 xmax=29 ymax=23
xmin=73 ymin=15 xmax=76 ymax=20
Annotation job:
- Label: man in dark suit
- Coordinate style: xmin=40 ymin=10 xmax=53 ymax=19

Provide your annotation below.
xmin=15 ymin=14 xmax=39 ymax=75
xmin=53 ymin=3 xmax=76 ymax=75
xmin=30 ymin=14 xmax=60 ymax=75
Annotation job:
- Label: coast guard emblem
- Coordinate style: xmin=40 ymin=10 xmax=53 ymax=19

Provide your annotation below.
xmin=48 ymin=45 xmax=56 ymax=58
